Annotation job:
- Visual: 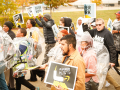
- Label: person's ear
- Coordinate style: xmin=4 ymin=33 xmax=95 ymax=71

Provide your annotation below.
xmin=69 ymin=44 xmax=73 ymax=49
xmin=21 ymin=33 xmax=24 ymax=36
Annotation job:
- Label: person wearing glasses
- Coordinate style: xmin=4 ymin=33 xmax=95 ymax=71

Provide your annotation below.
xmin=112 ymin=11 xmax=120 ymax=67
xmin=85 ymin=18 xmax=120 ymax=90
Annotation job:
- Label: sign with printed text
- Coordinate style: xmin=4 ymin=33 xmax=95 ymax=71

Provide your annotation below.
xmin=44 ymin=61 xmax=78 ymax=90
xmin=13 ymin=13 xmax=24 ymax=27
xmin=26 ymin=6 xmax=34 ymax=17
xmin=26 ymin=4 xmax=43 ymax=17
xmin=84 ymin=3 xmax=96 ymax=18
xmin=52 ymin=24 xmax=59 ymax=37
xmin=107 ymin=18 xmax=113 ymax=33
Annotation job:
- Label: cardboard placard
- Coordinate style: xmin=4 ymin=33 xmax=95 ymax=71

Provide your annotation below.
xmin=44 ymin=61 xmax=78 ymax=90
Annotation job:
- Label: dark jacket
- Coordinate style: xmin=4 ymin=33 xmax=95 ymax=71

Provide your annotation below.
xmin=8 ymin=30 xmax=16 ymax=40
xmin=87 ymin=27 xmax=116 ymax=64
xmin=35 ymin=18 xmax=56 ymax=44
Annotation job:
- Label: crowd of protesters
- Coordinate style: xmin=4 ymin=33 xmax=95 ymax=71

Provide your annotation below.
xmin=0 ymin=11 xmax=120 ymax=90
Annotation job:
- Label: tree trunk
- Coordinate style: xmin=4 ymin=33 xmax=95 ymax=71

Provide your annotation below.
xmin=50 ymin=4 xmax=52 ymax=17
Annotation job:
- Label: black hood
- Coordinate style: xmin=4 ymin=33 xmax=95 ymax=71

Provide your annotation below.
xmin=63 ymin=17 xmax=72 ymax=27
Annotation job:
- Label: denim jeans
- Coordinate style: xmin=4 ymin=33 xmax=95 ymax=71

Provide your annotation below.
xmin=0 ymin=72 xmax=9 ymax=90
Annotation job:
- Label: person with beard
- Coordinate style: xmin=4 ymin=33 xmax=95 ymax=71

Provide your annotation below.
xmin=3 ymin=21 xmax=16 ymax=90
xmin=52 ymin=35 xmax=85 ymax=90
xmin=34 ymin=13 xmax=56 ymax=65
xmin=59 ymin=17 xmax=75 ymax=37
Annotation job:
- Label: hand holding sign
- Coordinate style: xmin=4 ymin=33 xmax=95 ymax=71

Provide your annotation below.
xmin=54 ymin=85 xmax=64 ymax=90
xmin=38 ymin=14 xmax=42 ymax=19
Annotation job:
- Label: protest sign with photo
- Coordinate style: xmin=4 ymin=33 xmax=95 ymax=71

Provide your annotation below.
xmin=107 ymin=18 xmax=113 ymax=33
xmin=44 ymin=61 xmax=78 ymax=90
xmin=58 ymin=26 xmax=69 ymax=33
xmin=84 ymin=3 xmax=96 ymax=18
xmin=13 ymin=13 xmax=24 ymax=27
xmin=52 ymin=24 xmax=59 ymax=37
xmin=26 ymin=4 xmax=43 ymax=17
xmin=26 ymin=6 xmax=33 ymax=17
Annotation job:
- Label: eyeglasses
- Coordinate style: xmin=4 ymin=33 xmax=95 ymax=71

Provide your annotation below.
xmin=96 ymin=24 xmax=102 ymax=26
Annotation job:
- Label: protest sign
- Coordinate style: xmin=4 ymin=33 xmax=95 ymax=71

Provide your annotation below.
xmin=58 ymin=26 xmax=69 ymax=33
xmin=26 ymin=4 xmax=43 ymax=17
xmin=44 ymin=61 xmax=78 ymax=90
xmin=107 ymin=18 xmax=113 ymax=33
xmin=52 ymin=24 xmax=59 ymax=37
xmin=26 ymin=6 xmax=34 ymax=17
xmin=84 ymin=3 xmax=96 ymax=18
xmin=13 ymin=13 xmax=24 ymax=27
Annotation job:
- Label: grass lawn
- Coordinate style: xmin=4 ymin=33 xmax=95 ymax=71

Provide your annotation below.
xmin=50 ymin=9 xmax=119 ymax=26
xmin=12 ymin=9 xmax=119 ymax=33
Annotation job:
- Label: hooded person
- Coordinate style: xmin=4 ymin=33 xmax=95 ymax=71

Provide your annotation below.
xmin=75 ymin=17 xmax=84 ymax=37
xmin=80 ymin=32 xmax=99 ymax=90
xmin=3 ymin=21 xmax=16 ymax=40
xmin=59 ymin=17 xmax=75 ymax=37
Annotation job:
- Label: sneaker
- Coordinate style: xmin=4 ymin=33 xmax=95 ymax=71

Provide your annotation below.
xmin=105 ymin=81 xmax=110 ymax=87
xmin=35 ymin=87 xmax=40 ymax=90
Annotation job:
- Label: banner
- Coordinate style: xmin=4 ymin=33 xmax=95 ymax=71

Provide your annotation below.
xmin=84 ymin=3 xmax=96 ymax=18
xmin=26 ymin=4 xmax=43 ymax=17
xmin=107 ymin=18 xmax=113 ymax=33
xmin=44 ymin=61 xmax=78 ymax=90
xmin=58 ymin=26 xmax=69 ymax=33
xmin=13 ymin=13 xmax=24 ymax=27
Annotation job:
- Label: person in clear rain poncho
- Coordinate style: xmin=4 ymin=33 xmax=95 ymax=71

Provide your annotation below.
xmin=80 ymin=32 xmax=99 ymax=90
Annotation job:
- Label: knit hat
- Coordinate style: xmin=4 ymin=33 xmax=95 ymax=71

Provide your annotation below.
xmin=43 ymin=14 xmax=51 ymax=20
xmin=4 ymin=21 xmax=13 ymax=30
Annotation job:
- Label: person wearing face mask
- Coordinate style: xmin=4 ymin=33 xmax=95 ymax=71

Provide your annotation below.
xmin=80 ymin=32 xmax=99 ymax=90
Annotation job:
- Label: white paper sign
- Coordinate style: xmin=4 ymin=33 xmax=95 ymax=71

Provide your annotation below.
xmin=58 ymin=26 xmax=69 ymax=33
xmin=13 ymin=13 xmax=24 ymax=27
xmin=84 ymin=3 xmax=96 ymax=18
xmin=26 ymin=4 xmax=43 ymax=17
xmin=52 ymin=24 xmax=59 ymax=37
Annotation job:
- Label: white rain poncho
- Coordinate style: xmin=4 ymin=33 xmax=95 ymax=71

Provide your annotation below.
xmin=47 ymin=44 xmax=63 ymax=64
xmin=27 ymin=27 xmax=44 ymax=58
xmin=0 ymin=27 xmax=15 ymax=73
xmin=80 ymin=32 xmax=109 ymax=90
xmin=93 ymin=36 xmax=109 ymax=90
xmin=76 ymin=17 xmax=84 ymax=37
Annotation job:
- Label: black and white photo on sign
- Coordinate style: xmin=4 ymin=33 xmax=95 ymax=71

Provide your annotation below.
xmin=26 ymin=7 xmax=33 ymax=17
xmin=58 ymin=26 xmax=69 ymax=33
xmin=13 ymin=13 xmax=24 ymax=26
xmin=32 ymin=4 xmax=43 ymax=16
xmin=52 ymin=24 xmax=59 ymax=37
xmin=44 ymin=61 xmax=78 ymax=90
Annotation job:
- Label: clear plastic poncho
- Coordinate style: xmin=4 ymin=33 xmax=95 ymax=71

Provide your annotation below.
xmin=0 ymin=27 xmax=15 ymax=71
xmin=79 ymin=32 xmax=109 ymax=90
xmin=93 ymin=37 xmax=109 ymax=90
xmin=47 ymin=43 xmax=63 ymax=65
